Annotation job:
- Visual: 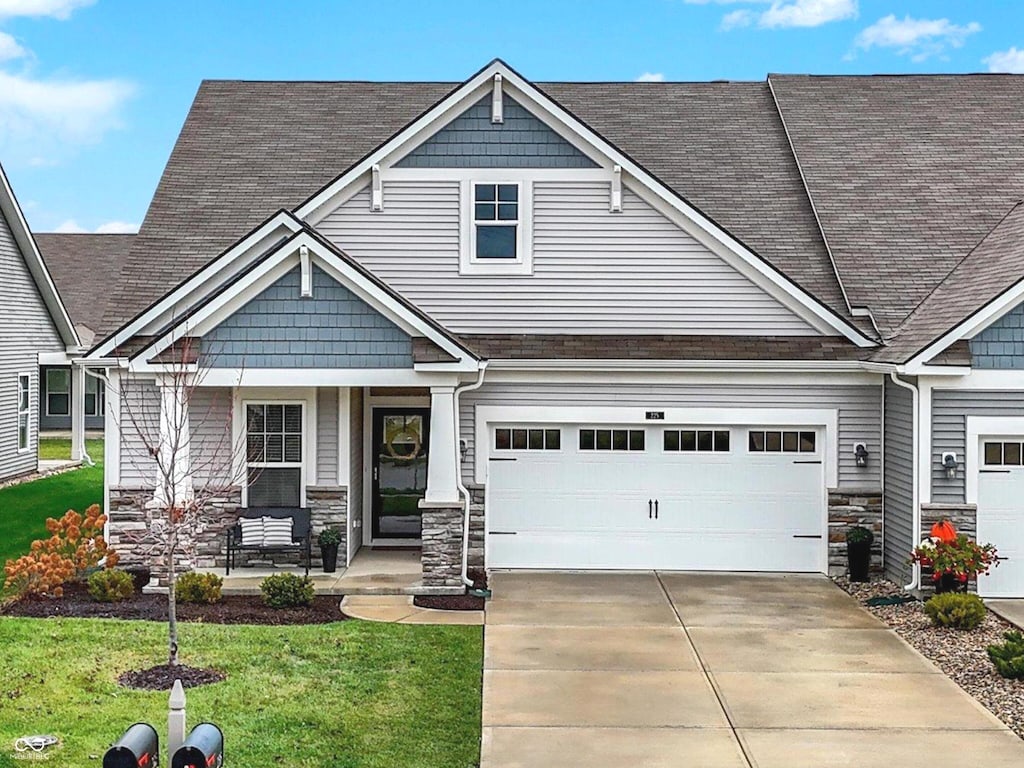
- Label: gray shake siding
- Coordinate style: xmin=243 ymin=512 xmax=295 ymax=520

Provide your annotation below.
xmin=396 ymin=96 xmax=597 ymax=169
xmin=0 ymin=212 xmax=63 ymax=480
xmin=883 ymin=378 xmax=915 ymax=584
xmin=969 ymin=302 xmax=1024 ymax=368
xmin=201 ymin=266 xmax=413 ymax=369
xmin=317 ymin=387 xmax=339 ymax=485
xmin=932 ymin=389 xmax=1024 ymax=504
xmin=318 ymin=180 xmax=818 ymax=335
xmin=460 ymin=382 xmax=882 ymax=491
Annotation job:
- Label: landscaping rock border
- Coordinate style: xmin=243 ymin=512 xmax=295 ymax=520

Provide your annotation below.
xmin=836 ymin=577 xmax=1024 ymax=738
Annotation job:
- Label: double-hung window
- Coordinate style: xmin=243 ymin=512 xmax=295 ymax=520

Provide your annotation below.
xmin=46 ymin=368 xmax=70 ymax=416
xmin=461 ymin=180 xmax=533 ymax=275
xmin=17 ymin=375 xmax=30 ymax=451
xmin=245 ymin=403 xmax=304 ymax=507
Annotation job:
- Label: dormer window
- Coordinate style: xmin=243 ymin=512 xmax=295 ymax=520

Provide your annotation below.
xmin=460 ymin=178 xmax=533 ymax=275
xmin=474 ymin=183 xmax=518 ymax=259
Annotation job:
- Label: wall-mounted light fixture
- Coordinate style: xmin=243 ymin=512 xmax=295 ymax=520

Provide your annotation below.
xmin=942 ymin=452 xmax=958 ymax=479
xmin=854 ymin=443 xmax=869 ymax=468
xmin=459 ymin=439 xmax=468 ymax=463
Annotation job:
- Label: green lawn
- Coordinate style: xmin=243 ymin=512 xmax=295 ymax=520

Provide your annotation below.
xmin=0 ymin=617 xmax=483 ymax=767
xmin=0 ymin=452 xmax=104 ymax=565
xmin=37 ymin=437 xmax=104 ymax=461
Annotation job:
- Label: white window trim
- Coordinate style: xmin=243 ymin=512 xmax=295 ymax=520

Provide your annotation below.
xmin=459 ymin=179 xmax=533 ymax=275
xmin=238 ymin=395 xmax=315 ymax=507
xmin=45 ymin=368 xmax=70 ymax=417
xmin=17 ymin=373 xmax=30 ymax=453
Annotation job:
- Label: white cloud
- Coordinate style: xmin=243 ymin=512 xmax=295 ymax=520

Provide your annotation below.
xmin=54 ymin=218 xmax=137 ymax=234
xmin=759 ymin=0 xmax=856 ymax=28
xmin=984 ymin=47 xmax=1024 ymax=73
xmin=0 ymin=30 xmax=25 ymax=60
xmin=721 ymin=9 xmax=755 ymax=29
xmin=855 ymin=14 xmax=981 ymax=61
xmin=636 ymin=72 xmax=666 ymax=82
xmin=0 ymin=0 xmax=93 ymax=20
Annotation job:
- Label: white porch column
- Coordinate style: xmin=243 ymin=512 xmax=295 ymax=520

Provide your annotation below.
xmin=156 ymin=374 xmax=192 ymax=506
xmin=423 ymin=386 xmax=460 ymax=504
xmin=70 ymin=363 xmax=86 ymax=462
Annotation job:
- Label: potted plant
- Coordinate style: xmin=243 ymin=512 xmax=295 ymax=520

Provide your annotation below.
xmin=846 ymin=526 xmax=874 ymax=582
xmin=318 ymin=527 xmax=343 ymax=574
xmin=910 ymin=521 xmax=999 ymax=593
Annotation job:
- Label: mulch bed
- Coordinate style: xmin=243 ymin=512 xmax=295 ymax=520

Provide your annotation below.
xmin=835 ymin=576 xmax=1024 ymax=739
xmin=413 ymin=594 xmax=485 ymax=611
xmin=2 ymin=582 xmax=346 ymax=625
xmin=118 ymin=664 xmax=226 ymax=691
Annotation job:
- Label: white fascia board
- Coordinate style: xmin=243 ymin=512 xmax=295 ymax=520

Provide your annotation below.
xmin=906 ymin=282 xmax=1024 ymax=369
xmin=929 ymin=369 xmax=1024 ymax=390
xmin=292 ymin=62 xmax=872 ymax=346
xmin=482 ymin=367 xmax=881 ymax=387
xmin=38 ymin=351 xmax=73 ymax=366
xmin=483 ymin=358 xmax=869 ymax=372
xmin=133 ymin=230 xmax=475 ymax=369
xmin=195 ymin=368 xmax=463 ymax=388
xmin=472 ymin=404 xmax=839 ymax=487
xmin=0 ymin=164 xmax=80 ymax=349
xmin=86 ymin=212 xmax=302 ymax=360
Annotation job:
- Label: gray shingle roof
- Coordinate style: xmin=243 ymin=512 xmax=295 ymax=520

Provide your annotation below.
xmin=102 ymin=78 xmax=854 ymax=337
xmin=35 ymin=232 xmax=133 ymax=345
xmin=875 ymin=202 xmax=1024 ymax=363
xmin=770 ymin=73 xmax=1024 ymax=339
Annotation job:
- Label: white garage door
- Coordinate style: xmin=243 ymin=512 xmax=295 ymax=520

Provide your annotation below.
xmin=977 ymin=437 xmax=1024 ymax=597
xmin=487 ymin=423 xmax=825 ymax=572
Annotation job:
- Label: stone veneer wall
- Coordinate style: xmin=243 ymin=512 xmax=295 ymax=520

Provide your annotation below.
xmin=107 ymin=485 xmax=347 ymax=576
xmin=919 ymin=503 xmax=979 ymax=593
xmin=468 ymin=486 xmax=485 ymax=572
xmin=421 ymin=504 xmax=464 ymax=587
xmin=827 ymin=490 xmax=883 ymax=576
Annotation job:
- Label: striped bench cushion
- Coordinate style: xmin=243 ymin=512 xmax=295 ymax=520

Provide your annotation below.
xmin=261 ymin=517 xmax=295 ymax=547
xmin=238 ymin=517 xmax=264 ymax=547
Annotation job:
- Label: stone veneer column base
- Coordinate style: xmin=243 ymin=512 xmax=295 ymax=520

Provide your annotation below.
xmin=420 ymin=503 xmax=465 ymax=588
xmin=306 ymin=486 xmax=348 ymax=569
xmin=828 ymin=490 xmax=883 ymax=577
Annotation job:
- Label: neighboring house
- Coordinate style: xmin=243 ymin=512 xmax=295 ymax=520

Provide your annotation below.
xmin=34 ymin=234 xmax=134 ymax=432
xmin=0 ymin=165 xmax=80 ymax=482
xmin=82 ymin=60 xmax=1024 ymax=597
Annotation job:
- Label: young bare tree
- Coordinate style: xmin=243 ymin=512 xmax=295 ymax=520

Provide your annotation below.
xmin=115 ymin=337 xmax=250 ymax=667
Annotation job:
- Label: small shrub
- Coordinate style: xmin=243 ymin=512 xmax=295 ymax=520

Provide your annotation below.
xmin=4 ymin=505 xmax=119 ymax=598
xmin=318 ymin=527 xmax=343 ymax=547
xmin=846 ymin=526 xmax=874 ymax=545
xmin=87 ymin=569 xmax=135 ymax=603
xmin=176 ymin=572 xmax=223 ymax=605
xmin=988 ymin=631 xmax=1024 ymax=679
xmin=923 ymin=592 xmax=987 ymax=630
xmin=260 ymin=573 xmax=315 ymax=609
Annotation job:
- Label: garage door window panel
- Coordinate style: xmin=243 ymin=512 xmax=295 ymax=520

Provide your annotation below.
xmin=664 ymin=429 xmax=730 ymax=453
xmin=748 ymin=430 xmax=816 ymax=454
xmin=985 ymin=441 xmax=1024 ymax=466
xmin=495 ymin=427 xmax=560 ymax=451
xmin=579 ymin=428 xmax=645 ymax=452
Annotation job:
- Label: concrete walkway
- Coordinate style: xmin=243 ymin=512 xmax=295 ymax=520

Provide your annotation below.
xmin=482 ymin=571 xmax=1024 ymax=768
xmin=340 ymin=594 xmax=483 ymax=624
xmin=987 ymin=599 xmax=1024 ymax=631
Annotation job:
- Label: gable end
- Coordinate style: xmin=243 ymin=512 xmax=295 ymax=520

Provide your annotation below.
xmin=200 ymin=265 xmax=413 ymax=368
xmin=969 ymin=300 xmax=1024 ymax=369
xmin=395 ymin=95 xmax=598 ymax=169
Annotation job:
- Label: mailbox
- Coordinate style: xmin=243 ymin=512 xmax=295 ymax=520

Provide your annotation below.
xmin=171 ymin=723 xmax=224 ymax=768
xmin=103 ymin=723 xmax=159 ymax=768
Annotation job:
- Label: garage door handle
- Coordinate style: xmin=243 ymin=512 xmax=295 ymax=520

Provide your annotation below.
xmin=980 ymin=469 xmax=1011 ymax=474
xmin=489 ymin=531 xmax=518 ymax=535
xmin=793 ymin=534 xmax=823 ymax=539
xmin=490 ymin=457 xmax=518 ymax=462
xmin=793 ymin=460 xmax=822 ymax=465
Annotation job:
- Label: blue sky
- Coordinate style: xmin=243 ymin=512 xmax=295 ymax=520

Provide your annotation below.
xmin=1 ymin=0 xmax=1023 ymax=233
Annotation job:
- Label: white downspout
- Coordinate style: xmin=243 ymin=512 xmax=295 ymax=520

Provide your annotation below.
xmin=454 ymin=362 xmax=488 ymax=588
xmin=889 ymin=371 xmax=921 ymax=590
xmin=77 ymin=365 xmax=110 ymax=468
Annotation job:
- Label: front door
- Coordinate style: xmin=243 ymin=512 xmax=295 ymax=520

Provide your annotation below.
xmin=372 ymin=408 xmax=430 ymax=540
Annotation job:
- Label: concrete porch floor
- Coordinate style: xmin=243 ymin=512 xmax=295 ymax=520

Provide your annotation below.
xmin=202 ymin=548 xmax=462 ymax=596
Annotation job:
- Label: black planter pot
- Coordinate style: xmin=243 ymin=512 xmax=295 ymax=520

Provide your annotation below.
xmin=846 ymin=540 xmax=872 ymax=582
xmin=321 ymin=543 xmax=339 ymax=574
xmin=933 ymin=572 xmax=967 ymax=594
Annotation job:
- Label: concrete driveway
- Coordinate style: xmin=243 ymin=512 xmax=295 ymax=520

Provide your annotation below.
xmin=481 ymin=571 xmax=1024 ymax=768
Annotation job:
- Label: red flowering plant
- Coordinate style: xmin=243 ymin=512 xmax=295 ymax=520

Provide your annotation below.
xmin=910 ymin=520 xmax=998 ymax=585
